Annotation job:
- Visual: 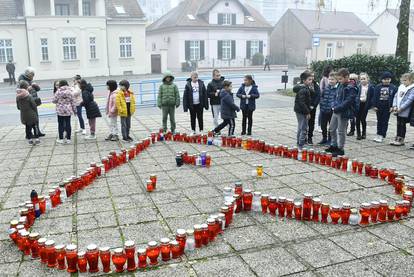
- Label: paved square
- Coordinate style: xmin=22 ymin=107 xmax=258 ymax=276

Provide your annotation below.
xmin=1 ymin=93 xmax=414 ymax=276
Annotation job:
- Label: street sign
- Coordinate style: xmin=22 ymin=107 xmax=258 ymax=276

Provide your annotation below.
xmin=312 ymin=37 xmax=320 ymax=47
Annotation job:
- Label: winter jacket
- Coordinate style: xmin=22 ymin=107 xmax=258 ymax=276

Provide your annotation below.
xmin=319 ymin=84 xmax=337 ymax=114
xmin=220 ymin=89 xmax=240 ymax=119
xmin=236 ymin=82 xmax=260 ymax=111
xmin=320 ymin=76 xmax=329 ymax=92
xmin=6 ymin=63 xmax=15 ymax=73
xmin=372 ymin=83 xmax=397 ymax=109
xmin=28 ymin=88 xmax=41 ymax=107
xmin=393 ymin=84 xmax=414 ymax=118
xmin=73 ymin=84 xmax=82 ymax=106
xmin=333 ymin=82 xmax=357 ymax=119
xmin=157 ymin=72 xmax=180 ymax=108
xmin=357 ymin=83 xmax=375 ymax=111
xmin=81 ymin=83 xmax=102 ymax=119
xmin=207 ymin=76 xmax=225 ymax=105
xmin=18 ymin=74 xmax=33 ymax=85
xmin=106 ymin=90 xmax=118 ymax=117
xmin=52 ymin=86 xmax=76 ymax=116
xmin=16 ymin=89 xmax=38 ymax=126
xmin=309 ymin=81 xmax=321 ymax=109
xmin=293 ymin=84 xmax=311 ymax=115
xmin=183 ymin=78 xmax=209 ymax=112
xmin=116 ymin=90 xmax=136 ymax=117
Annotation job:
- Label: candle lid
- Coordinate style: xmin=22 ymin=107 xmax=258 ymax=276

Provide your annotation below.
xmin=124 ymin=240 xmax=135 ymax=248
xmin=331 ymin=205 xmax=341 ymax=210
xmin=48 ymin=189 xmax=55 ymax=194
xmin=404 ymin=191 xmax=413 ymax=196
xmin=16 ymin=224 xmax=25 ymax=230
xmin=146 ymin=180 xmax=152 ymax=184
xmin=25 ymin=203 xmax=34 ymax=209
xmin=170 ymin=240 xmax=179 ymax=246
xmin=223 ymin=187 xmax=232 ymax=192
xmin=388 ymin=206 xmax=395 ymax=210
xmin=38 ymin=238 xmax=47 ymax=244
xmin=379 ymin=199 xmax=388 ymax=205
xmin=20 ymin=208 xmax=28 ymax=214
xmin=207 ymin=218 xmax=215 ymax=224
xmin=186 ymin=229 xmax=194 ymax=236
xmin=210 ymin=215 xmax=218 ymax=220
xmin=99 ymin=246 xmax=110 ymax=252
xmin=220 ymin=206 xmax=229 ymax=212
xmin=66 ymin=244 xmax=77 ymax=251
xmin=150 ymin=174 xmax=157 ymax=178
xmin=200 ymin=223 xmax=208 ymax=229
xmin=402 ymin=200 xmax=410 ymax=205
xmin=148 ymin=241 xmax=158 ymax=247
xmin=253 ymin=191 xmax=261 ymax=197
xmin=8 ymin=228 xmax=17 ymax=235
xmin=232 ymin=194 xmax=240 ymax=199
xmin=38 ymin=196 xmax=44 ymax=200
xmin=29 ymin=232 xmax=39 ymax=239
xmin=87 ymin=243 xmax=98 ymax=251
xmin=243 ymin=189 xmax=252 ymax=194
xmin=10 ymin=220 xmax=18 ymax=226
xmin=45 ymin=240 xmax=55 ymax=246
xmin=55 ymin=244 xmax=65 ymax=250
xmin=77 ymin=251 xmax=86 ymax=257
xmin=261 ymin=194 xmax=269 ymax=198
xmin=278 ymin=196 xmax=286 ymax=202
xmin=350 ymin=208 xmax=358 ymax=214
xmin=304 ymin=193 xmax=313 ymax=198
xmin=342 ymin=202 xmax=351 ymax=208
xmin=176 ymin=229 xmax=186 ymax=236
xmin=113 ymin=248 xmax=123 ymax=254
xmin=160 ymin=237 xmax=170 ymax=244
xmin=371 ymin=201 xmax=380 ymax=206
xmin=269 ymin=196 xmax=277 ymax=201
xmin=193 ymin=224 xmax=202 ymax=230
xmin=234 ymin=182 xmax=242 ymax=187
xmin=313 ymin=198 xmax=321 ymax=203
xmin=286 ymin=198 xmax=294 ymax=203
xmin=224 ymin=201 xmax=233 ymax=207
xmin=361 ymin=203 xmax=371 ymax=208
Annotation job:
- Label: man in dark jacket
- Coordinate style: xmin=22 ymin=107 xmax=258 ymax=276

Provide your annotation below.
xmin=6 ymin=60 xmax=16 ymax=85
xmin=207 ymin=69 xmax=225 ymax=128
xmin=294 ymin=71 xmax=312 ymax=149
xmin=183 ymin=72 xmax=209 ymax=133
xmin=327 ymin=68 xmax=357 ymax=156
xmin=307 ymin=75 xmax=321 ymax=144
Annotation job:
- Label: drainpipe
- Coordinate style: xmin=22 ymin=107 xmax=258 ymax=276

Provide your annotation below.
xmin=24 ymin=18 xmax=31 ymax=66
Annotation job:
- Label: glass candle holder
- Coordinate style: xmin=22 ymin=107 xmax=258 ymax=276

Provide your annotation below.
xmin=365 ymin=163 xmax=372 ymax=177
xmin=201 ymin=224 xmax=209 ymax=246
xmin=308 ymin=149 xmax=314 ymax=163
xmin=387 ymin=206 xmax=395 ymax=222
xmin=147 ymin=241 xmax=160 ymax=265
xmin=243 ymin=189 xmax=253 ymax=211
xmin=38 ymin=238 xmax=47 ymax=264
xmin=194 ymin=224 xmax=203 ymax=248
xmin=252 ymin=191 xmax=262 ymax=212
xmin=370 ymin=201 xmax=380 ymax=223
xmin=278 ymin=196 xmax=286 ymax=218
xmin=256 ymin=164 xmax=264 ymax=177
xmin=21 ymin=231 xmax=30 ymax=256
xmin=65 ymin=244 xmax=77 ymax=273
xmin=330 ymin=205 xmax=341 ymax=224
xmin=56 ymin=244 xmax=66 ymax=270
xmin=395 ymin=201 xmax=404 ymax=220
xmin=234 ymin=194 xmax=243 ymax=213
xmin=220 ymin=206 xmax=231 ymax=227
xmin=370 ymin=166 xmax=379 ymax=179
xmin=286 ymin=198 xmax=294 ymax=218
xmin=124 ymin=240 xmax=137 ymax=271
xmin=261 ymin=194 xmax=269 ymax=214
xmin=28 ymin=233 xmax=40 ymax=258
xmin=160 ymin=238 xmax=171 ymax=261
xmin=359 ymin=203 xmax=371 ymax=225
xmin=357 ymin=161 xmax=364 ymax=175
xmin=302 ymin=193 xmax=313 ymax=221
xmin=146 ymin=180 xmax=155 ymax=192
xmin=301 ymin=148 xmax=308 ymax=162
xmin=341 ymin=203 xmax=351 ymax=225
xmin=185 ymin=229 xmax=195 ymax=252
xmin=349 ymin=208 xmax=360 ymax=225
xmin=378 ymin=200 xmax=388 ymax=222
xmin=150 ymin=174 xmax=157 ymax=189
xmin=402 ymin=200 xmax=410 ymax=217
xmin=234 ymin=182 xmax=243 ymax=195
xmin=112 ymin=248 xmax=126 ymax=272
xmin=379 ymin=168 xmax=388 ymax=180
xmin=99 ymin=246 xmax=111 ymax=273
xmin=137 ymin=248 xmax=147 ymax=268
xmin=294 ymin=202 xmax=302 ymax=220
xmin=45 ymin=240 xmax=57 ymax=268
xmin=394 ymin=178 xmax=404 ymax=195
xmin=351 ymin=159 xmax=358 ymax=173
xmin=268 ymin=196 xmax=277 ymax=216
xmin=170 ymin=241 xmax=181 ymax=259
xmin=207 ymin=218 xmax=216 ymax=242
xmin=8 ymin=228 xmax=18 ymax=244
xmin=77 ymin=251 xmax=87 ymax=273
xmin=312 ymin=198 xmax=321 ymax=222
xmin=175 ymin=229 xmax=187 ymax=255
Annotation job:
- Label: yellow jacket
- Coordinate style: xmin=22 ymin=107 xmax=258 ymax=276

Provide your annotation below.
xmin=115 ymin=89 xmax=136 ymax=117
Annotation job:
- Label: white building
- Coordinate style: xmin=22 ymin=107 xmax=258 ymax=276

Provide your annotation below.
xmin=369 ymin=9 xmax=414 ymax=67
xmin=0 ymin=0 xmax=148 ymax=82
xmin=146 ymin=0 xmax=272 ymax=72
xmin=245 ymin=0 xmax=333 ymax=25
xmin=138 ymin=0 xmax=172 ymax=23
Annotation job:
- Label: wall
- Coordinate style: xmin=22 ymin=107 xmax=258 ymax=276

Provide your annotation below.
xmin=208 ymin=0 xmax=245 ymax=25
xmin=0 ymin=22 xmax=29 ymax=82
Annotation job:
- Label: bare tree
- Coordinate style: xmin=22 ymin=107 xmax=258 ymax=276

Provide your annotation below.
xmin=395 ymin=0 xmax=411 ymax=61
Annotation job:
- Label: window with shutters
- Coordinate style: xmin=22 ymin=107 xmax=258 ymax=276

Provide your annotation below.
xmin=222 ymin=40 xmax=231 ymax=60
xmin=250 ymin=40 xmax=260 ymax=57
xmin=40 ymin=38 xmax=49 ymax=61
xmin=0 ymin=39 xmax=13 ymax=63
xmin=189 ymin=40 xmax=200 ymax=61
xmin=119 ymin=37 xmax=132 ymax=58
xmin=62 ymin=37 xmax=77 ymax=60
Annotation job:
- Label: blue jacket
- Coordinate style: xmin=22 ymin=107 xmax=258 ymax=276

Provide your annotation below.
xmin=319 ymin=84 xmax=337 ymax=113
xmin=372 ymin=84 xmax=397 ymax=109
xmin=333 ymin=82 xmax=357 ymax=119
xmin=219 ymin=89 xmax=240 ymax=119
xmin=236 ymin=82 xmax=260 ymax=111
xmin=393 ymin=85 xmax=414 ymax=118
xmin=356 ymin=83 xmax=375 ymax=111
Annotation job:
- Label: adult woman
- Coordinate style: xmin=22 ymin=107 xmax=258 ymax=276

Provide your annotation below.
xmin=183 ymin=72 xmax=209 ymax=134
xmin=53 ymin=80 xmax=76 ymax=144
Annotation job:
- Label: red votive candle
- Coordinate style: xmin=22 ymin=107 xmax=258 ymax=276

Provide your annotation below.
xmin=112 ymin=248 xmax=126 ymax=272
xmin=294 ymin=201 xmax=302 ymax=220
xmin=243 ymin=189 xmax=253 ymax=211
xmin=170 ymin=241 xmax=181 ymax=259
xmin=278 ymin=196 xmax=286 ymax=218
xmin=312 ymin=198 xmax=321 ymax=222
xmin=201 ymin=224 xmax=209 ymax=246
xmin=175 ymin=229 xmax=187 ymax=255
xmin=341 ymin=203 xmax=351 ymax=225
xmin=261 ymin=194 xmax=269 ymax=214
xmin=194 ymin=224 xmax=203 ymax=248
xmin=45 ymin=240 xmax=57 ymax=268
xmin=302 ymin=193 xmax=313 ymax=221
xmin=147 ymin=241 xmax=160 ymax=265
xmin=378 ymin=200 xmax=388 ymax=222
xmin=56 ymin=244 xmax=66 ymax=270
xmin=29 ymin=233 xmax=40 ymax=258
xmin=286 ymin=198 xmax=294 ymax=218
xmin=330 ymin=205 xmax=341 ymax=224
xmin=77 ymin=251 xmax=87 ymax=273
xmin=160 ymin=238 xmax=171 ymax=261
xmin=65 ymin=244 xmax=78 ymax=273
xmin=370 ymin=201 xmax=380 ymax=223
xmin=268 ymin=196 xmax=277 ymax=216
xmin=99 ymin=246 xmax=111 ymax=273
xmin=359 ymin=203 xmax=371 ymax=225
xmin=137 ymin=248 xmax=147 ymax=268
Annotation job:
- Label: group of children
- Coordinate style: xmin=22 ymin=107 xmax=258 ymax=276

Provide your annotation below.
xmin=295 ymin=67 xmax=414 ymax=156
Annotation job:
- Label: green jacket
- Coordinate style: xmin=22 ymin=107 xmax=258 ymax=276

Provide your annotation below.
xmin=157 ymin=72 xmax=180 ymax=108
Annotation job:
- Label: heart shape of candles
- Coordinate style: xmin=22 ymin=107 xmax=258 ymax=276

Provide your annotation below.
xmin=8 ymin=131 xmax=414 ymax=274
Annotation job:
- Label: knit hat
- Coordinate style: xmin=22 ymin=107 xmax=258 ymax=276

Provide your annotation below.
xmin=381 ymin=71 xmax=393 ymax=80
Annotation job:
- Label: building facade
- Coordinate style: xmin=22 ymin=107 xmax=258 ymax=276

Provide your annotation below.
xmin=138 ymin=0 xmax=172 ymax=23
xmin=369 ymin=9 xmax=414 ymax=67
xmin=146 ymin=0 xmax=272 ymax=72
xmin=270 ymin=9 xmax=377 ymax=66
xmin=0 ymin=0 xmax=148 ymax=81
xmin=245 ymin=0 xmax=332 ymax=25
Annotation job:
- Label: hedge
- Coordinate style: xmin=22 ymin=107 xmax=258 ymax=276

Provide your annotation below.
xmin=310 ymin=54 xmax=410 ymax=85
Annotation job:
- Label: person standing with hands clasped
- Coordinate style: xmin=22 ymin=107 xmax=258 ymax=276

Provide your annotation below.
xmin=212 ymin=81 xmax=240 ymax=136
xmin=183 ymin=72 xmax=209 ymax=134
xmin=158 ymin=71 xmax=180 ymax=133
xmin=116 ymin=80 xmax=136 ymax=142
xmin=16 ymin=80 xmax=40 ymax=145
xmin=207 ymin=69 xmax=225 ymax=129
xmin=236 ymin=75 xmax=260 ymax=136
xmin=53 ymin=80 xmax=77 ymax=144
xmin=294 ymin=71 xmax=312 ymax=150
xmin=326 ymin=68 xmax=357 ymax=156
xmin=372 ymin=72 xmax=397 ymax=143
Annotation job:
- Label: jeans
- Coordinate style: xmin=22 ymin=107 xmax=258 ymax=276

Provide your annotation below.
xmin=109 ymin=116 xmax=118 ymax=135
xmin=356 ymin=102 xmax=368 ymax=136
xmin=190 ymin=104 xmax=204 ymax=132
xmin=121 ymin=116 xmax=131 ymax=139
xmin=376 ymin=108 xmax=391 ymax=138
xmin=320 ymin=111 xmax=332 ymax=140
xmin=242 ymin=109 xmax=253 ymax=134
xmin=162 ymin=106 xmax=176 ymax=132
xmin=308 ymin=108 xmax=317 ymax=139
xmin=57 ymin=116 xmax=71 ymax=140
xmin=296 ymin=113 xmax=308 ymax=148
xmin=264 ymin=64 xmax=270 ymax=71
xmin=397 ymin=116 xmax=408 ymax=138
xmin=330 ymin=113 xmax=348 ymax=149
xmin=211 ymin=105 xmax=221 ymax=128
xmin=88 ymin=118 xmax=96 ymax=135
xmin=76 ymin=106 xmax=85 ymax=130
xmin=214 ymin=118 xmax=235 ymax=136
xmin=25 ymin=124 xmax=38 ymax=139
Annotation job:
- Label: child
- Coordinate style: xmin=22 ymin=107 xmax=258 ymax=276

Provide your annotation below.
xmin=318 ymin=72 xmax=337 ymax=145
xmin=116 ymin=80 xmax=136 ymax=142
xmin=53 ymin=80 xmax=77 ymax=144
xmin=236 ymin=75 xmax=260 ymax=136
xmin=73 ymin=75 xmax=85 ymax=135
xmin=212 ymin=80 xmax=240 ymax=136
xmin=390 ymin=73 xmax=414 ymax=146
xmin=372 ymin=72 xmax=397 ymax=143
xmin=326 ymin=68 xmax=357 ymax=156
xmin=207 ymin=69 xmax=225 ymax=128
xmin=307 ymin=71 xmax=320 ymax=145
xmin=16 ymin=80 xmax=40 ymax=145
xmin=347 ymin=73 xmax=359 ymax=136
xmin=105 ymin=80 xmax=119 ymax=141
xmin=157 ymin=71 xmax=180 ymax=133
xmin=183 ymin=72 xmax=209 ymax=134
xmin=355 ymin=73 xmax=375 ymax=140
xmin=79 ymin=79 xmax=101 ymax=140
xmin=294 ymin=71 xmax=312 ymax=149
